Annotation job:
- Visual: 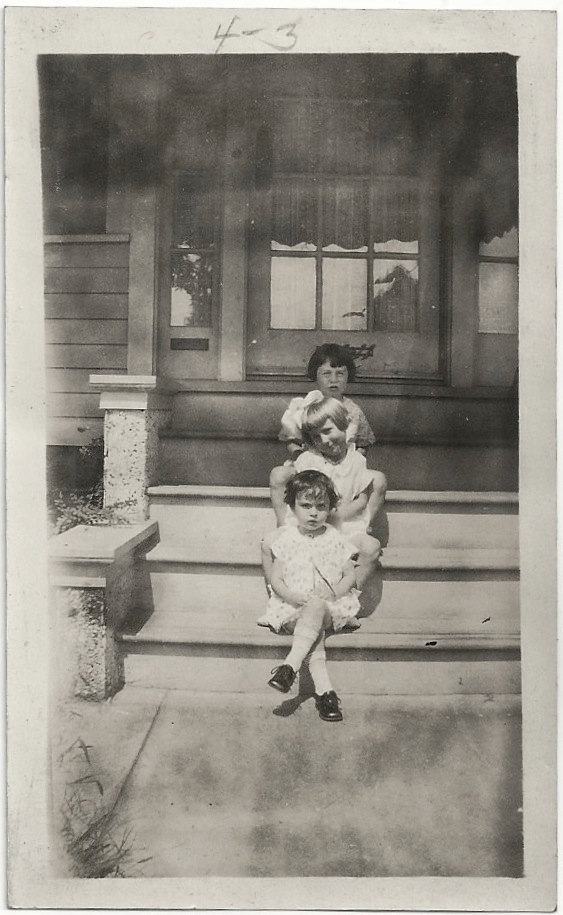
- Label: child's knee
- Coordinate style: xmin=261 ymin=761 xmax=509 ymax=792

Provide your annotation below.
xmin=357 ymin=534 xmax=381 ymax=562
xmin=301 ymin=596 xmax=328 ymax=623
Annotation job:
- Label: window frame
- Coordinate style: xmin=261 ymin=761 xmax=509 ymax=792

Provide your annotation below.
xmin=168 ymin=169 xmax=221 ymax=332
xmin=268 ymin=174 xmax=423 ymax=335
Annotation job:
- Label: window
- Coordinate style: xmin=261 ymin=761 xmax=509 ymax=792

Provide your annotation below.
xmin=269 ymin=177 xmax=420 ymax=333
xmin=170 ymin=174 xmax=217 ymax=327
xmin=478 ymin=227 xmax=518 ymax=335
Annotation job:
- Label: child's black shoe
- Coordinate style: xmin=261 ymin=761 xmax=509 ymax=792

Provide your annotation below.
xmin=316 ymin=690 xmax=343 ymax=722
xmin=268 ymin=664 xmax=296 ymax=693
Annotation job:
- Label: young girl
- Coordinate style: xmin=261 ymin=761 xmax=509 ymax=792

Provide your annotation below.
xmin=270 ymin=343 xmax=380 ymax=526
xmin=262 ymin=397 xmax=384 ymax=591
xmin=258 ymin=470 xmax=361 ymax=722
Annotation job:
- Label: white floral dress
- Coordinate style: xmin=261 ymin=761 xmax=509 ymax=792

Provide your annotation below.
xmin=258 ymin=525 xmax=360 ymax=633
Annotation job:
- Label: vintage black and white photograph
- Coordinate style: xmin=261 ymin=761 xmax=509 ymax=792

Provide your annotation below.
xmin=5 ymin=7 xmax=557 ymax=910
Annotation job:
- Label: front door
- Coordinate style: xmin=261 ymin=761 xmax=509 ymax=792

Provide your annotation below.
xmin=246 ymin=174 xmax=443 ymax=381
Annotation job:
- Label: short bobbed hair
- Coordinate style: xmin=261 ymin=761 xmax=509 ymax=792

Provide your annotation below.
xmin=284 ymin=470 xmax=339 ymax=511
xmin=301 ymin=397 xmax=349 ymax=443
xmin=306 ymin=343 xmax=357 ymax=383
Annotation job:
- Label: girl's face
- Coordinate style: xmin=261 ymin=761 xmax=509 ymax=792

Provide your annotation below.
xmin=310 ymin=418 xmax=347 ymax=460
xmin=293 ymin=489 xmax=330 ymax=532
xmin=316 ymin=360 xmax=348 ymax=400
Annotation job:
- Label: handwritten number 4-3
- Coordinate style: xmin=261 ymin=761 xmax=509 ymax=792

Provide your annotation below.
xmin=214 ymin=16 xmax=298 ymax=53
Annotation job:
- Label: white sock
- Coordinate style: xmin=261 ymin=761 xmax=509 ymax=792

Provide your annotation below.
xmin=306 ymin=635 xmax=333 ymax=695
xmin=284 ymin=619 xmax=320 ymax=672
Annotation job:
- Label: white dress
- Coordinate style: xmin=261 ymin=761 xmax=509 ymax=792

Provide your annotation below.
xmin=293 ymin=445 xmax=372 ymax=537
xmin=258 ymin=525 xmax=360 ymax=633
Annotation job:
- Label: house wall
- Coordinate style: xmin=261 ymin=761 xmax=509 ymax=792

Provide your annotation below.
xmin=41 ymin=54 xmax=519 ymax=491
xmin=45 ymin=236 xmax=129 ymax=446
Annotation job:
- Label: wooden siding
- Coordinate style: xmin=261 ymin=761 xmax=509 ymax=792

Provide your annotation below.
xmin=45 ymin=236 xmax=129 ymax=445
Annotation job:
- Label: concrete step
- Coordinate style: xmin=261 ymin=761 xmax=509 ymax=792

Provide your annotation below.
xmin=144 ymin=543 xmax=519 ymax=579
xmin=121 ymin=649 xmax=520 ymax=696
xmin=134 ymin=574 xmax=520 ymax=632
xmin=121 ymin=573 xmax=520 ymax=696
xmin=148 ymin=485 xmax=518 ymax=553
xmin=159 ymin=436 xmax=518 ymax=491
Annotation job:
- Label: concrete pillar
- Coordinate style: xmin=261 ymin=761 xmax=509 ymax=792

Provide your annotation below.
xmin=90 ymin=375 xmax=172 ymax=519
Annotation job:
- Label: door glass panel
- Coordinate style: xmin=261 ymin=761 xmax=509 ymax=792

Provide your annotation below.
xmin=270 ymin=258 xmax=316 ymax=329
xmin=478 ymin=262 xmax=518 ymax=334
xmin=322 ymin=259 xmax=367 ymax=330
xmin=170 ymin=251 xmax=213 ymax=326
xmin=373 ymin=259 xmax=418 ymax=331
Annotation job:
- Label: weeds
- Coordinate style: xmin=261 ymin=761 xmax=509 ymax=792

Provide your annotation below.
xmin=48 ymin=481 xmax=134 ymax=535
xmin=59 ymin=737 xmax=150 ymax=878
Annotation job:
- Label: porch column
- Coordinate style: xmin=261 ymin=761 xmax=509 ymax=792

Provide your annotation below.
xmin=105 ymin=58 xmax=161 ymax=375
xmin=90 ymin=375 xmax=172 ymax=520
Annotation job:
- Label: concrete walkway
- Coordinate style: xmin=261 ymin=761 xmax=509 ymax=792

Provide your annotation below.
xmin=100 ymin=688 xmax=523 ymax=878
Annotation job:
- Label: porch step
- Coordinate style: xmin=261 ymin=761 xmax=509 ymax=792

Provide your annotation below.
xmin=158 ymin=436 xmax=518 ymax=491
xmin=144 ymin=543 xmax=519 ymax=578
xmin=130 ymin=575 xmax=520 ymax=631
xmin=147 ymin=486 xmax=519 ymax=554
xmin=120 ymin=485 xmax=519 ymax=696
xmin=121 ymin=650 xmax=520 ymax=696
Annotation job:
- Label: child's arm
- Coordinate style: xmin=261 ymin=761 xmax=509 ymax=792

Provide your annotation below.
xmin=330 ymin=559 xmax=357 ymax=599
xmin=271 ymin=558 xmax=307 ymax=607
xmin=332 ymin=490 xmax=369 ymax=522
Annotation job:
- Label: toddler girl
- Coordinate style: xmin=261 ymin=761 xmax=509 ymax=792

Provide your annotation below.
xmin=258 ymin=470 xmax=360 ymax=722
xmin=262 ymin=397 xmax=384 ymax=591
xmin=271 ymin=343 xmax=378 ymax=526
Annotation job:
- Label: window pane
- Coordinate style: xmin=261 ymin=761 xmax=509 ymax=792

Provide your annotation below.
xmin=322 ymin=182 xmax=367 ymax=252
xmin=174 ymin=178 xmax=214 ymax=249
xmin=373 ymin=259 xmax=418 ymax=331
xmin=478 ymin=263 xmax=518 ymax=334
xmin=322 ymin=259 xmax=367 ymax=330
xmin=479 ymin=226 xmax=518 ymax=258
xmin=372 ymin=184 xmax=419 ymax=250
xmin=271 ymin=181 xmax=317 ymax=251
xmin=271 ymin=258 xmax=316 ymax=329
xmin=170 ymin=251 xmax=212 ymax=326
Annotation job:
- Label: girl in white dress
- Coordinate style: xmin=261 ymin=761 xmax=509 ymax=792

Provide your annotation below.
xmin=258 ymin=470 xmax=360 ymax=722
xmin=262 ymin=397 xmax=383 ymax=592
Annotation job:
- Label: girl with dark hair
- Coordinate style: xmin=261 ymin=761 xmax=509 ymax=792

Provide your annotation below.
xmin=257 ymin=470 xmax=362 ymax=722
